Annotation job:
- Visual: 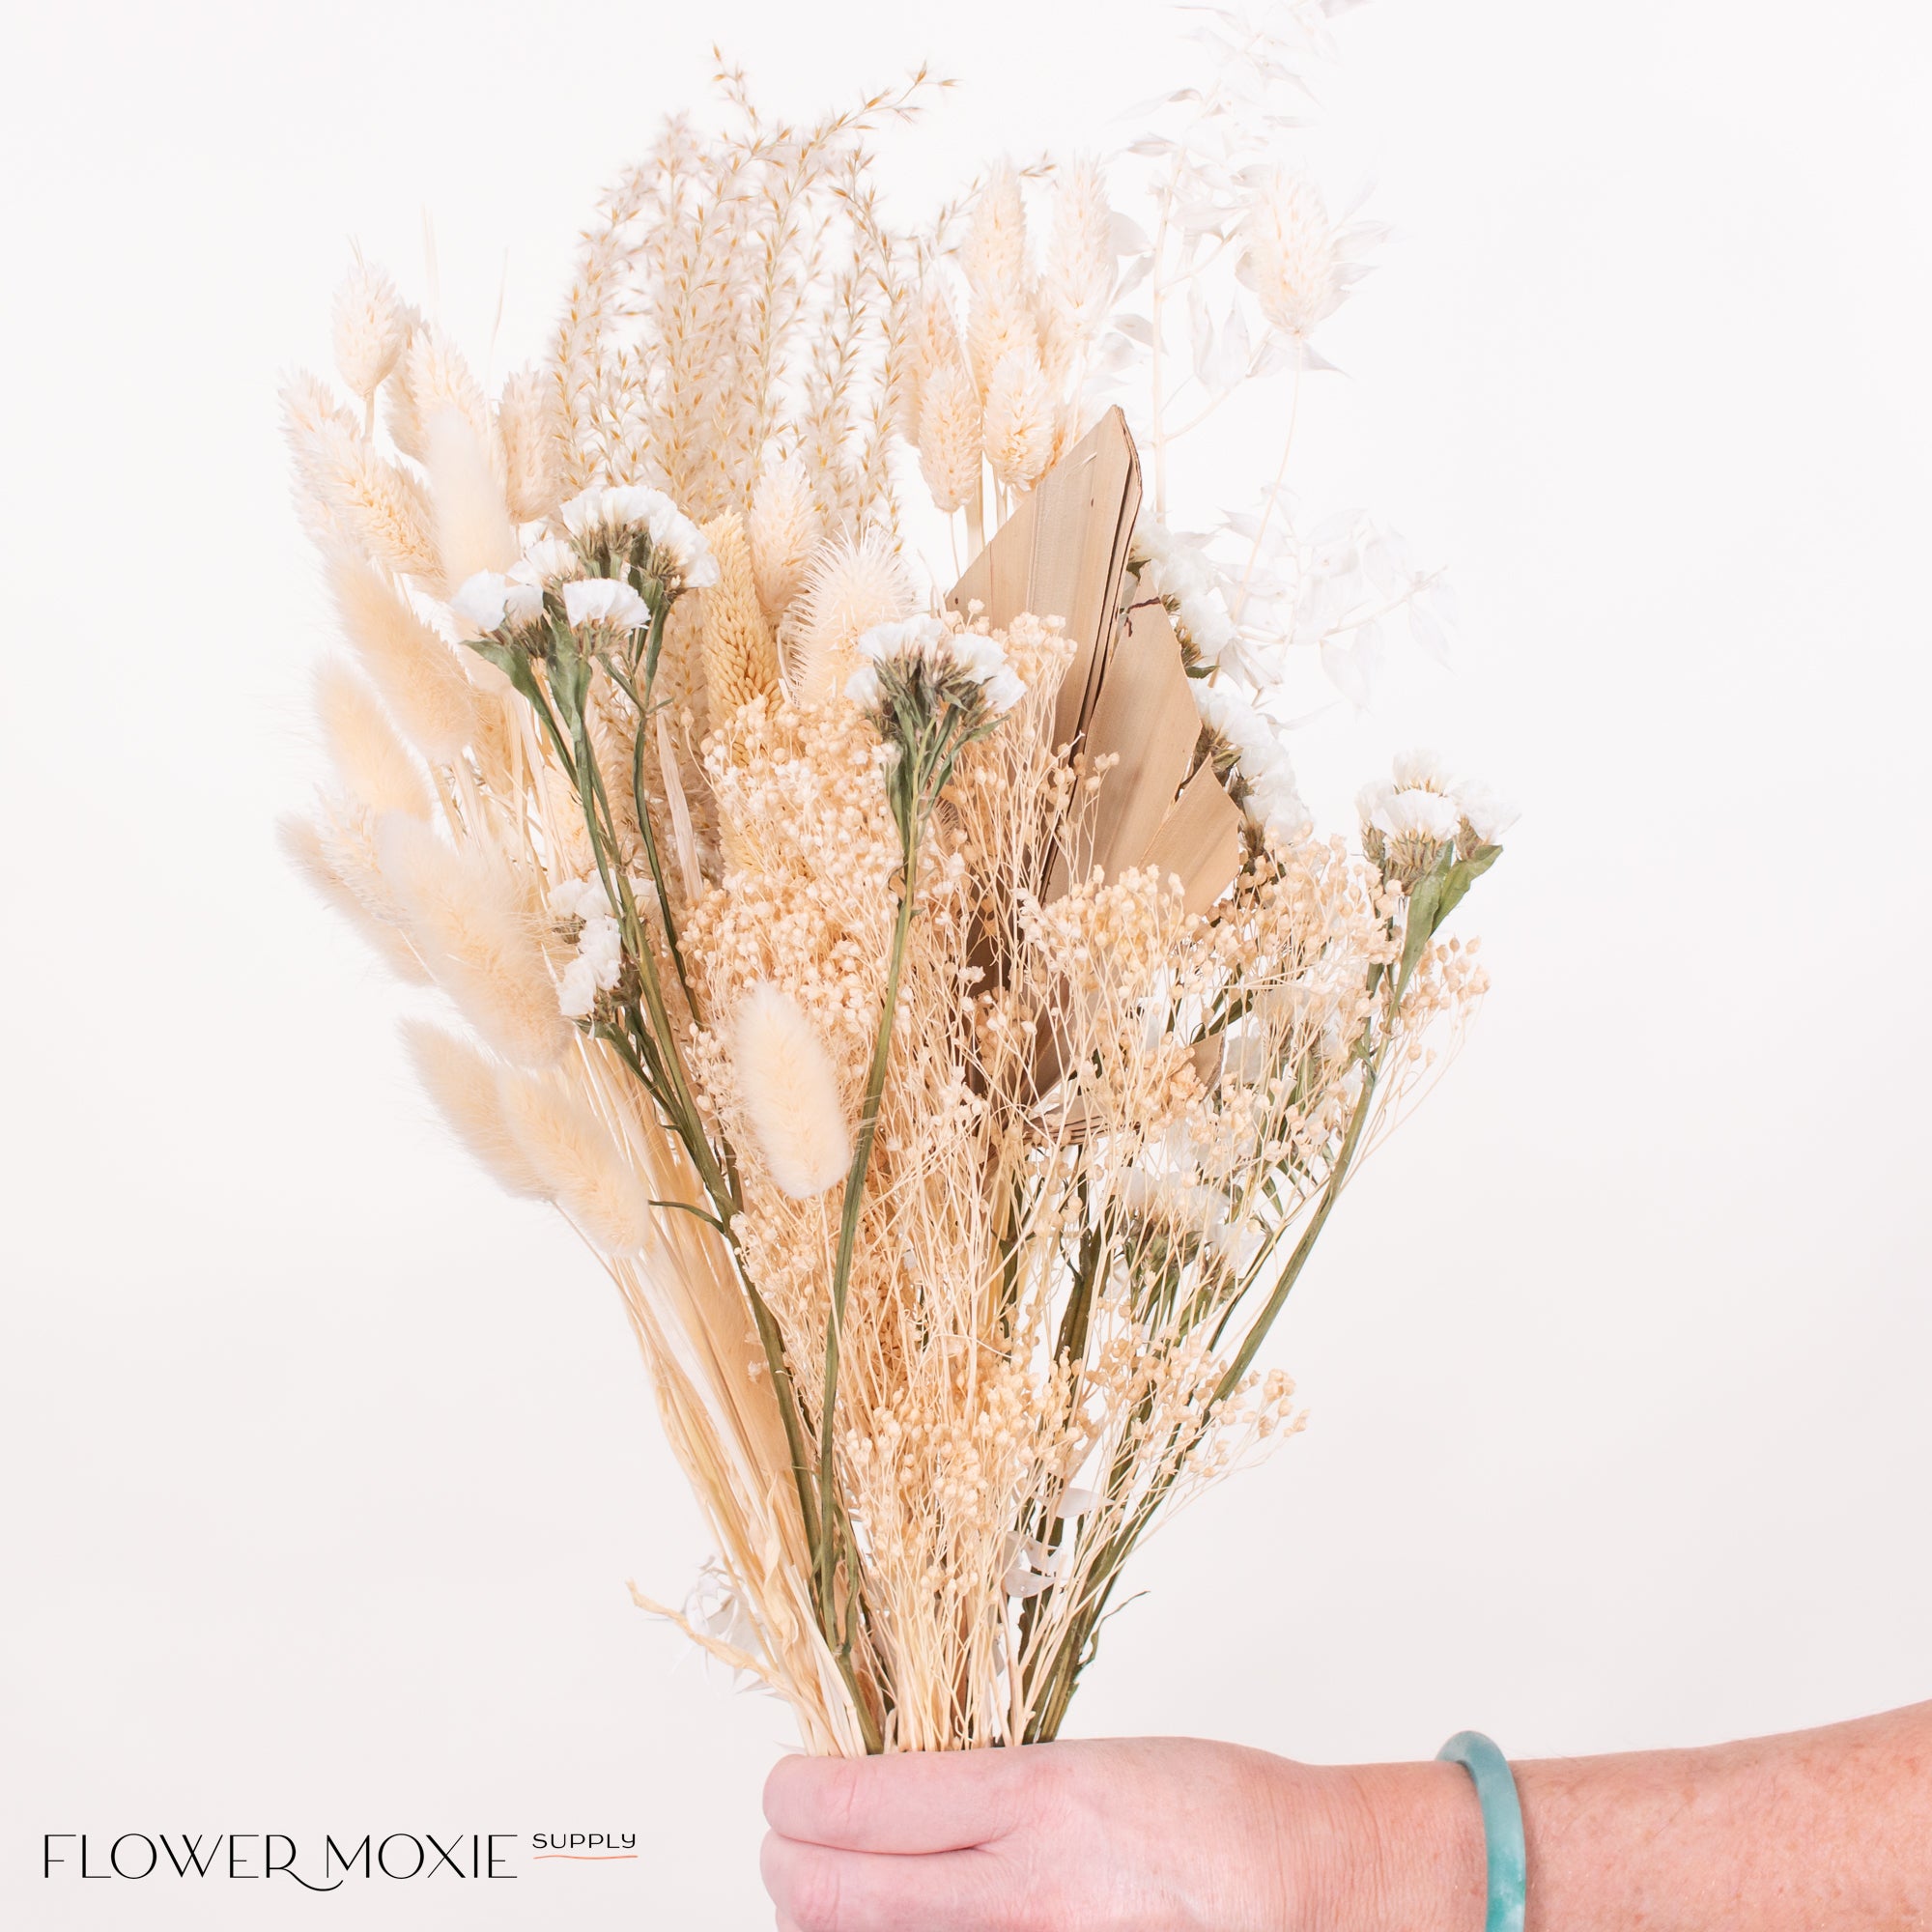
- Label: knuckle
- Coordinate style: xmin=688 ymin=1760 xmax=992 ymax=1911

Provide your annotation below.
xmin=784 ymin=1846 xmax=845 ymax=1932
xmin=829 ymin=1757 xmax=867 ymax=1842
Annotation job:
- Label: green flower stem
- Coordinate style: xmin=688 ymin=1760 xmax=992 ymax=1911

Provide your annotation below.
xmin=816 ymin=831 xmax=919 ymax=1626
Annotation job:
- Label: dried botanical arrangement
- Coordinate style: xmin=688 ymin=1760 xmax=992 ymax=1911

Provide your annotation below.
xmin=283 ymin=6 xmax=1511 ymax=1757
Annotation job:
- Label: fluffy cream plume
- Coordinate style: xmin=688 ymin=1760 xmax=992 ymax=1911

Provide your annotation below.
xmin=786 ymin=533 xmax=917 ymax=703
xmin=1240 ymin=169 xmax=1340 ymax=340
xmin=279 ymin=371 xmax=360 ymax=546
xmin=331 ymin=255 xmax=409 ymax=409
xmin=281 ymin=369 xmax=358 ymax=467
xmin=386 ymin=323 xmax=495 ymax=467
xmin=963 ymin=162 xmax=1038 ymax=392
xmin=980 ymin=348 xmax=1057 ymax=492
xmin=962 ymin=159 xmax=1029 ymax=291
xmin=697 ymin=513 xmax=781 ymax=718
xmin=917 ymin=355 xmax=984 ymax=516
xmin=279 ymin=813 xmax=428 ymax=983
xmin=1039 ymin=156 xmax=1114 ymax=385
xmin=376 ymin=817 xmax=570 ymax=1068
xmin=733 ymin=984 xmax=851 ymax=1199
xmin=494 ymin=1066 xmax=658 ymax=1255
xmin=325 ymin=551 xmax=506 ymax=772
xmin=283 ymin=388 xmax=442 ymax=587
xmin=895 ymin=284 xmax=963 ymax=443
xmin=423 ymin=405 xmax=520 ymax=587
xmin=400 ymin=1020 xmax=549 ymax=1200
xmin=747 ymin=460 xmax=824 ymax=621
xmin=497 ymin=366 xmax=562 ymax=523
xmin=313 ymin=660 xmax=432 ymax=819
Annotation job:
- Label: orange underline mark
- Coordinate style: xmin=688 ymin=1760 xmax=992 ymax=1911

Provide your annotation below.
xmin=532 ymin=1853 xmax=639 ymax=1861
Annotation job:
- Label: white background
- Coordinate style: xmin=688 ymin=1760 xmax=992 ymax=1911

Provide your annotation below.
xmin=4 ymin=2 xmax=1929 ymax=1926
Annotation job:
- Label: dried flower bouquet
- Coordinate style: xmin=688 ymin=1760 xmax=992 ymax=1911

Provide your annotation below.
xmin=284 ymin=13 xmax=1509 ymax=1757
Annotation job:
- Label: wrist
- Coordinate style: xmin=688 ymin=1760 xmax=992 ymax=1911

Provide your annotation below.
xmin=1267 ymin=1755 xmax=1488 ymax=1932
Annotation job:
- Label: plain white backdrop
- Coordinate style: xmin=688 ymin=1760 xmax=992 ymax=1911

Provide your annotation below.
xmin=3 ymin=2 xmax=1929 ymax=1926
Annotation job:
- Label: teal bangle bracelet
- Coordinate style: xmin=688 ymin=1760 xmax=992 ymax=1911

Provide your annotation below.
xmin=1437 ymin=1730 xmax=1525 ymax=1932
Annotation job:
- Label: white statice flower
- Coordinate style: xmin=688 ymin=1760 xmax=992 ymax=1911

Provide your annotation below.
xmin=501 ymin=576 xmax=545 ymax=626
xmin=1361 ymin=755 xmax=1518 ymax=860
xmin=453 ymin=565 xmax=547 ymax=635
xmin=552 ymin=874 xmax=612 ymax=923
xmin=855 ymin=613 xmax=952 ymax=666
xmin=979 ymin=668 xmax=1025 ymax=715
xmin=1391 ymin=747 xmax=1453 ymax=794
xmin=557 ymin=484 xmax=719 ymax=587
xmin=1374 ymin=787 xmax=1462 ymax=844
xmin=1135 ymin=519 xmax=1237 ymax=666
xmin=450 ymin=571 xmax=509 ymax=635
xmin=519 ymin=535 xmax=582 ymax=583
xmin=553 ymin=874 xmax=625 ymax=1020
xmin=1452 ymin=779 xmax=1520 ymax=845
xmin=562 ymin=577 xmax=652 ymax=633
xmin=1192 ymin=679 xmax=1311 ymax=846
xmin=852 ymin=615 xmax=1025 ymax=717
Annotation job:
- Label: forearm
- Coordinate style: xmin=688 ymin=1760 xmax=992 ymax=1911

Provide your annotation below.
xmin=1309 ymin=1701 xmax=1932 ymax=1932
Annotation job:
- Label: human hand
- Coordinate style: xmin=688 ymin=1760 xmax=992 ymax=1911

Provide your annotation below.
xmin=760 ymin=1735 xmax=1482 ymax=1932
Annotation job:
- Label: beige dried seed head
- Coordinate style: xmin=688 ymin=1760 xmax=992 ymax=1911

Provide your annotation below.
xmin=981 ymin=348 xmax=1056 ymax=492
xmin=697 ymin=512 xmax=781 ymax=719
xmin=497 ymin=366 xmax=563 ymax=523
xmin=747 ymin=460 xmax=824 ymax=622
xmin=917 ymin=357 xmax=984 ymax=515
xmin=331 ymin=254 xmax=409 ymax=406
xmin=786 ymin=532 xmax=917 ymax=704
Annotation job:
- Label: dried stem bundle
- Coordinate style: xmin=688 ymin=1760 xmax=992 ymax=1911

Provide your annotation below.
xmin=286 ymin=23 xmax=1509 ymax=1759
